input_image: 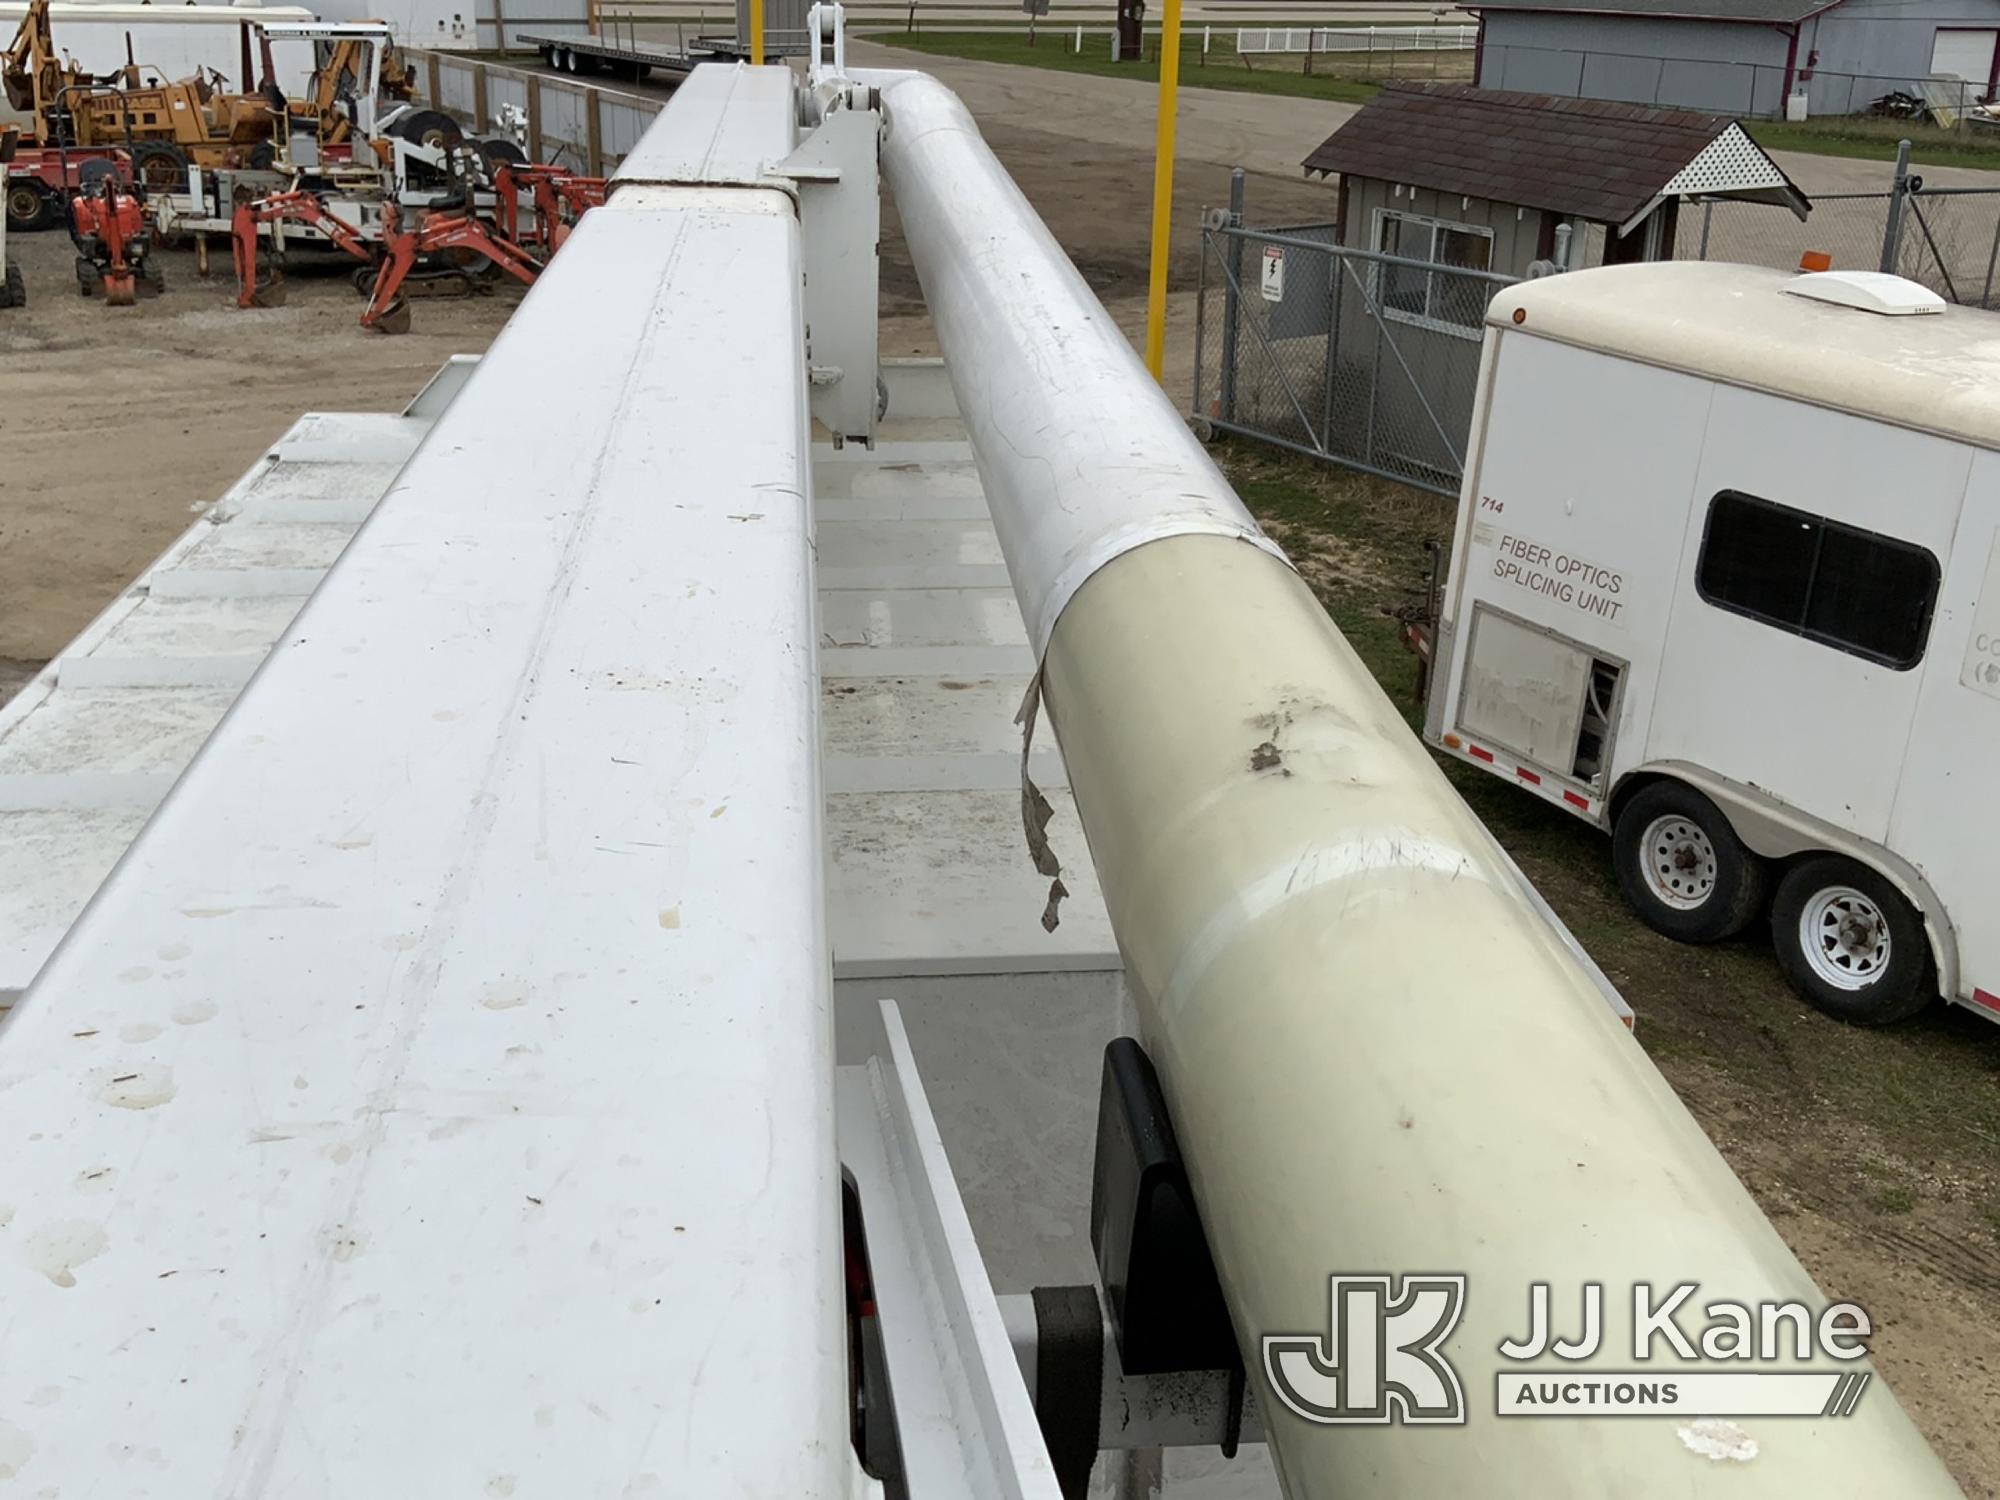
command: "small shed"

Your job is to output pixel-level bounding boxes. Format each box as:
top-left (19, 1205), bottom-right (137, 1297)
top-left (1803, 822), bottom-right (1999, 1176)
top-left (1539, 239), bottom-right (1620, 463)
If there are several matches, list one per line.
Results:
top-left (1468, 0), bottom-right (2000, 119)
top-left (1279, 83), bottom-right (1805, 484)
top-left (1302, 81), bottom-right (1809, 273)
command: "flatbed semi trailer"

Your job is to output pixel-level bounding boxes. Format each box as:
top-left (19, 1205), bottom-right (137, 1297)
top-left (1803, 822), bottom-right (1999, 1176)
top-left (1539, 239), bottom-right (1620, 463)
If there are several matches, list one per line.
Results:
top-left (516, 26), bottom-right (731, 79)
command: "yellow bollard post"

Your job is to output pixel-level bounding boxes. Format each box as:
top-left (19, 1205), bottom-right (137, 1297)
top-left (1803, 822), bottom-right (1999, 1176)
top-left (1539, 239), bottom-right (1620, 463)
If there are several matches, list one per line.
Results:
top-left (1144, 0), bottom-right (1183, 382)
top-left (750, 0), bottom-right (765, 65)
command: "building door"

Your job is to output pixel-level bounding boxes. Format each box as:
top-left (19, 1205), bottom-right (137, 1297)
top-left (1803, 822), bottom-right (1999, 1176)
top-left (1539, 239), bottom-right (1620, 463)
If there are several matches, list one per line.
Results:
top-left (1930, 27), bottom-right (1997, 88)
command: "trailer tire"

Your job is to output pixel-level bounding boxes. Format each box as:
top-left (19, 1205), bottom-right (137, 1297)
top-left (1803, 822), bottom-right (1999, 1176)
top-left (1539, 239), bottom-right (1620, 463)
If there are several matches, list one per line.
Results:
top-left (479, 138), bottom-right (529, 173)
top-left (392, 110), bottom-right (465, 155)
top-left (1770, 857), bottom-right (1936, 1027)
top-left (6, 179), bottom-right (55, 233)
top-left (1, 259), bottom-right (23, 308)
top-left (130, 141), bottom-right (190, 197)
top-left (1612, 782), bottom-right (1769, 944)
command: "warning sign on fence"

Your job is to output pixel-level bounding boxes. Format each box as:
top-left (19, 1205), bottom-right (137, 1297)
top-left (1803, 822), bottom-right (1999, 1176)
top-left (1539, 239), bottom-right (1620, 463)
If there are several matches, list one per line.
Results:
top-left (1261, 244), bottom-right (1285, 302)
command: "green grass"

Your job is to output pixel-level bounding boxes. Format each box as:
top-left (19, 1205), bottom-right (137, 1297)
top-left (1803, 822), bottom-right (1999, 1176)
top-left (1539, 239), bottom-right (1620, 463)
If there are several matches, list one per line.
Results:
top-left (864, 30), bottom-right (1407, 105)
top-left (1210, 440), bottom-right (2000, 1196)
top-left (1870, 1185), bottom-right (1919, 1215)
top-left (1750, 117), bottom-right (2000, 169)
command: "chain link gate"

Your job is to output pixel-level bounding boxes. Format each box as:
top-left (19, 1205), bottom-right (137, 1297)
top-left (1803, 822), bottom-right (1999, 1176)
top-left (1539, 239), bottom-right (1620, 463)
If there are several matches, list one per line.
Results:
top-left (1194, 220), bottom-right (1519, 497)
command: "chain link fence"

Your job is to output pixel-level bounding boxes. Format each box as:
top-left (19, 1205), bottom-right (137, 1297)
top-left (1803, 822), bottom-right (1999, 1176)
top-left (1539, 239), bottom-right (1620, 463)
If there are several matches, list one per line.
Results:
top-left (1479, 43), bottom-right (2000, 126)
top-left (1686, 181), bottom-right (2000, 308)
top-left (1194, 219), bottom-right (1518, 497)
top-left (1198, 159), bottom-right (2000, 492)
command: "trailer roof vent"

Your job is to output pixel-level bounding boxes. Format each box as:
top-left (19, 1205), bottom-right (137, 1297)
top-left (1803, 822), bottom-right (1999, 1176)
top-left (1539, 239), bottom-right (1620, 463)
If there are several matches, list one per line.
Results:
top-left (1783, 270), bottom-right (1945, 317)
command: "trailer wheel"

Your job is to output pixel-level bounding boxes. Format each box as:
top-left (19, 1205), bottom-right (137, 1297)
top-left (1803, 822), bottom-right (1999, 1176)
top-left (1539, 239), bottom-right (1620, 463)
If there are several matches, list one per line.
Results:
top-left (6, 179), bottom-right (54, 233)
top-left (391, 110), bottom-right (465, 153)
top-left (1770, 858), bottom-right (1935, 1026)
top-left (1, 259), bottom-right (23, 308)
top-left (130, 141), bottom-right (191, 197)
top-left (1612, 782), bottom-right (1769, 944)
top-left (479, 138), bottom-right (529, 174)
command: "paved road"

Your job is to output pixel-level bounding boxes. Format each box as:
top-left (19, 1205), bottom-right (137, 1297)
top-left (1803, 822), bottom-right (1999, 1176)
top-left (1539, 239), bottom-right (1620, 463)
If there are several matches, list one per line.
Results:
top-left (848, 36), bottom-right (1345, 180)
top-left (526, 38), bottom-right (2000, 201)
top-left (845, 39), bottom-right (2000, 193)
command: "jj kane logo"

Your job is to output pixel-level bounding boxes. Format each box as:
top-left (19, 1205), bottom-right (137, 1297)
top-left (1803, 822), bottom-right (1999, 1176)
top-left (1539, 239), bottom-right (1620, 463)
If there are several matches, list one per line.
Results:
top-left (1262, 1275), bottom-right (1469, 1425)
top-left (1264, 1277), bottom-right (1875, 1426)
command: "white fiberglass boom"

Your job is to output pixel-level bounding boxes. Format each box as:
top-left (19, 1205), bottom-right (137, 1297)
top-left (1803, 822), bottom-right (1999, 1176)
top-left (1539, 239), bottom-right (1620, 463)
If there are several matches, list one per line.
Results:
top-left (863, 66), bottom-right (1961, 1498)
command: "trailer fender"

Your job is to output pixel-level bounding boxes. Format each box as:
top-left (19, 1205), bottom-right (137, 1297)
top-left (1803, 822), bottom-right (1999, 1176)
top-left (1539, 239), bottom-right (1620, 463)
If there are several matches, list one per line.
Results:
top-left (1613, 762), bottom-right (1960, 998)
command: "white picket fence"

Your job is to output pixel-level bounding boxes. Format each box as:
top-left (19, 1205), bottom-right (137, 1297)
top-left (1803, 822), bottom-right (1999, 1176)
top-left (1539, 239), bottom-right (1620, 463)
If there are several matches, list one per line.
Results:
top-left (1236, 24), bottom-right (1476, 56)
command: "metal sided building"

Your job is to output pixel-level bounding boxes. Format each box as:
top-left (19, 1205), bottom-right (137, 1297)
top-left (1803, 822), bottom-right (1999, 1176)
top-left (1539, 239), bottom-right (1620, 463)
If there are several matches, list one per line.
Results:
top-left (1470, 0), bottom-right (2000, 118)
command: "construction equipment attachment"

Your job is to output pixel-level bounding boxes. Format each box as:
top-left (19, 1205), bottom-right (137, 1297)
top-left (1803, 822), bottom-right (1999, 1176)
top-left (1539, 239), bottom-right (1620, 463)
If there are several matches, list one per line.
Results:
top-left (493, 163), bottom-right (606, 257)
top-left (231, 188), bottom-right (374, 309)
top-left (361, 199), bottom-right (542, 334)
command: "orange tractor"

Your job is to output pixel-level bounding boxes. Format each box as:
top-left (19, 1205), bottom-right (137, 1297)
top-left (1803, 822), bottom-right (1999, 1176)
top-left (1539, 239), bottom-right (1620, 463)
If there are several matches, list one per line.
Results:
top-left (4, 0), bottom-right (281, 193)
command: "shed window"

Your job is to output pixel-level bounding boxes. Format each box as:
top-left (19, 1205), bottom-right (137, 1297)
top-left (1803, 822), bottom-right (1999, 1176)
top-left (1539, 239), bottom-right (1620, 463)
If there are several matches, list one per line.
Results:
top-left (1370, 208), bottom-right (1493, 339)
top-left (1696, 491), bottom-right (1940, 670)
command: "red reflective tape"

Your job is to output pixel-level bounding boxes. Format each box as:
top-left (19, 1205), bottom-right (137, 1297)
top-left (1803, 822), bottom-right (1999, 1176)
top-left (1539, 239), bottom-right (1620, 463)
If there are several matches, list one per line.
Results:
top-left (1468, 744), bottom-right (1495, 763)
top-left (1517, 767), bottom-right (1542, 785)
top-left (1972, 988), bottom-right (2000, 1015)
top-left (1563, 791), bottom-right (1591, 810)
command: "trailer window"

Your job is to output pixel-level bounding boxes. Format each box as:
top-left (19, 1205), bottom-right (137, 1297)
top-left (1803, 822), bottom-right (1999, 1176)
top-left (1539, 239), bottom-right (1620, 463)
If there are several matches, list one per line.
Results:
top-left (1696, 491), bottom-right (1940, 669)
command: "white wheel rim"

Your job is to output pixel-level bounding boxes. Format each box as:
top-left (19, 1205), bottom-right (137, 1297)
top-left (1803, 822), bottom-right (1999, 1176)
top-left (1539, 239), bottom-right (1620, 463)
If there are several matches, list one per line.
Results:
top-left (1799, 886), bottom-right (1891, 991)
top-left (1639, 815), bottom-right (1718, 911)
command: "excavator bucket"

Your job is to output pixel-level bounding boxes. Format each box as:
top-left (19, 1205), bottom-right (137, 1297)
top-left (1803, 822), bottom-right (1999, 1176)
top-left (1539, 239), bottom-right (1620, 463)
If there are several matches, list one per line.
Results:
top-left (247, 268), bottom-right (288, 309)
top-left (102, 273), bottom-right (135, 307)
top-left (368, 295), bottom-right (411, 335)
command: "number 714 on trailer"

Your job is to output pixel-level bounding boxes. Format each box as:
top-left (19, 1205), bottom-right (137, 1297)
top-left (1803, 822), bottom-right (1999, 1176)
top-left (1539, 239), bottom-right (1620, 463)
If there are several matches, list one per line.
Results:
top-left (1421, 261), bottom-right (1999, 1029)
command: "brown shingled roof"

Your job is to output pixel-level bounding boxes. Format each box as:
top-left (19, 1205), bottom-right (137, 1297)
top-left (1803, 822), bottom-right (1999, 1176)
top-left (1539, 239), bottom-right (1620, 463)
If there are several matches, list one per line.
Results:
top-left (1302, 82), bottom-right (1753, 226)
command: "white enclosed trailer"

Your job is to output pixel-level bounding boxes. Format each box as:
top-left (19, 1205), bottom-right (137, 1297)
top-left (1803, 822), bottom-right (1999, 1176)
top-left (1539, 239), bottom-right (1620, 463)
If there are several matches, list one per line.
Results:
top-left (1427, 261), bottom-right (1999, 1027)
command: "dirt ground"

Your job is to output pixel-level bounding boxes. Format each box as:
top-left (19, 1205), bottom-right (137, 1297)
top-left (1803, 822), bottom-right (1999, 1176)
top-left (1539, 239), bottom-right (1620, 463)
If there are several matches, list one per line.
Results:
top-left (0, 230), bottom-right (533, 682)
top-left (4, 59), bottom-right (1998, 1495)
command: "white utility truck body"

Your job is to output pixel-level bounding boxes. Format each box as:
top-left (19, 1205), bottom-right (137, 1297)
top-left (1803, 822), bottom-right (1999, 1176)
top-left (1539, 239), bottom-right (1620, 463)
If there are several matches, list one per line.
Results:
top-left (1427, 260), bottom-right (1998, 1025)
